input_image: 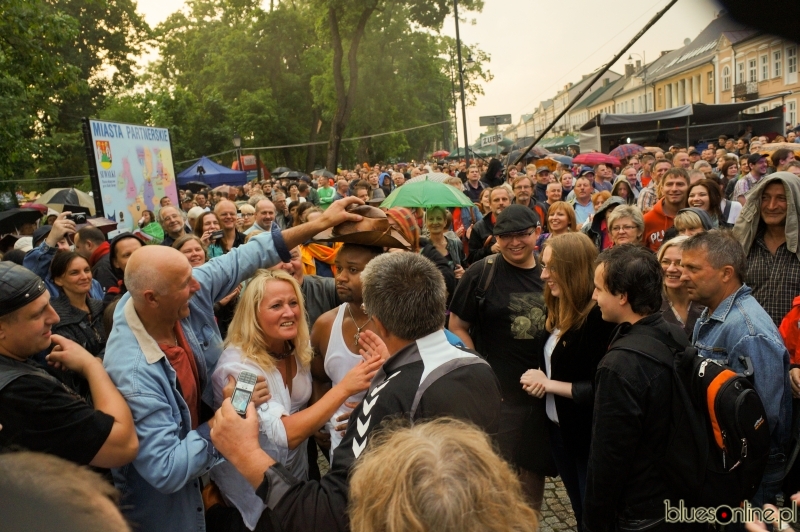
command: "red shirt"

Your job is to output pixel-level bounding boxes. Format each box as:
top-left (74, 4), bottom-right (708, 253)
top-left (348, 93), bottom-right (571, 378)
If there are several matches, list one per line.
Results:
top-left (642, 199), bottom-right (675, 251)
top-left (158, 323), bottom-right (201, 429)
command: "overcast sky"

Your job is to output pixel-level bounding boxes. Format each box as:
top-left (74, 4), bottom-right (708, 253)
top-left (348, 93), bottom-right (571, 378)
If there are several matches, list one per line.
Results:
top-left (135, 0), bottom-right (723, 144)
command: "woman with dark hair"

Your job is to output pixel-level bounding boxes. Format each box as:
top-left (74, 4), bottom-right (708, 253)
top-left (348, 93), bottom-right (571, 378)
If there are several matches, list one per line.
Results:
top-left (138, 210), bottom-right (156, 228)
top-left (193, 211), bottom-right (224, 258)
top-left (610, 179), bottom-right (636, 205)
top-left (50, 251), bottom-right (107, 398)
top-left (719, 159), bottom-right (739, 200)
top-left (103, 233), bottom-right (145, 307)
top-left (520, 233), bottom-right (615, 531)
top-left (287, 200), bottom-right (302, 227)
top-left (688, 178), bottom-right (741, 228)
top-left (50, 251), bottom-right (106, 358)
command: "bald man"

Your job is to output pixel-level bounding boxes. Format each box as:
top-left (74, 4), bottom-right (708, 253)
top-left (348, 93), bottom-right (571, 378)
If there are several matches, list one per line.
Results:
top-left (244, 198), bottom-right (276, 235)
top-left (214, 200), bottom-right (245, 252)
top-left (102, 198), bottom-right (365, 532)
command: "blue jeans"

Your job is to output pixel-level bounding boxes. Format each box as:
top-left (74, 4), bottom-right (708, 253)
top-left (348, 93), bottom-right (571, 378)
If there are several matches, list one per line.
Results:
top-left (549, 420), bottom-right (588, 532)
top-left (751, 452), bottom-right (787, 508)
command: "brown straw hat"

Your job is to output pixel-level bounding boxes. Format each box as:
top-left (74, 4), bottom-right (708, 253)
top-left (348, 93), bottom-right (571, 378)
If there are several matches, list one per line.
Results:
top-left (312, 204), bottom-right (410, 249)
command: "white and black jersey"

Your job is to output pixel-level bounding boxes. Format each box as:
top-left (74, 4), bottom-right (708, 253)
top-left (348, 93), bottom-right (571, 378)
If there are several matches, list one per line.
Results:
top-left (256, 329), bottom-right (502, 532)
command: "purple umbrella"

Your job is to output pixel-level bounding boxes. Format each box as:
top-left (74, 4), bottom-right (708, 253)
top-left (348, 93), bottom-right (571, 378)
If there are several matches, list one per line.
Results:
top-left (609, 144), bottom-right (644, 159)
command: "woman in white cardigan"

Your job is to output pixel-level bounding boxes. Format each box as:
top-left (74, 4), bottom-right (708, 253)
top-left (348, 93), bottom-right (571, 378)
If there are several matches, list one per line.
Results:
top-left (210, 269), bottom-right (382, 531)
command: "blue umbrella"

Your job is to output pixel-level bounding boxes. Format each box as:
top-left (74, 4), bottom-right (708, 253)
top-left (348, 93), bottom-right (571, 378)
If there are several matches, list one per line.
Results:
top-left (548, 154), bottom-right (573, 165)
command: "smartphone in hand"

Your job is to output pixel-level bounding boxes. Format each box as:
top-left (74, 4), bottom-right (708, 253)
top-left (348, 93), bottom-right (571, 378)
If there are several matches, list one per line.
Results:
top-left (231, 371), bottom-right (258, 417)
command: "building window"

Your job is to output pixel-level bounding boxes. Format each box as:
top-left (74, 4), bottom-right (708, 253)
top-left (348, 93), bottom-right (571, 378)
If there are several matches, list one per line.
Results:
top-left (737, 62), bottom-right (745, 84)
top-left (707, 71), bottom-right (714, 93)
top-left (774, 50), bottom-right (782, 78)
top-left (748, 59), bottom-right (757, 82)
top-left (722, 66), bottom-right (731, 90)
top-left (658, 87), bottom-right (663, 108)
top-left (761, 55), bottom-right (768, 81)
top-left (789, 46), bottom-right (798, 74)
top-left (789, 101), bottom-right (797, 127)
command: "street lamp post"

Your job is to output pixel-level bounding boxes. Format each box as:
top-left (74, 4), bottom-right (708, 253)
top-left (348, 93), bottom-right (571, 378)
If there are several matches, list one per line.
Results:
top-left (454, 0), bottom-right (472, 167)
top-left (233, 132), bottom-right (243, 176)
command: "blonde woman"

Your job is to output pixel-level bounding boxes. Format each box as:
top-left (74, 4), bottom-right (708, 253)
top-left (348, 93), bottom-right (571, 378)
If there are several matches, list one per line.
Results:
top-left (349, 418), bottom-right (539, 532)
top-left (210, 269), bottom-right (382, 531)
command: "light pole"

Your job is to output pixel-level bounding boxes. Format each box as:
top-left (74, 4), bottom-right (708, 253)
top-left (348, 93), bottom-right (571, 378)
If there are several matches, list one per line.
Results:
top-left (628, 52), bottom-right (647, 111)
top-left (454, 0), bottom-right (473, 167)
top-left (233, 132), bottom-right (243, 175)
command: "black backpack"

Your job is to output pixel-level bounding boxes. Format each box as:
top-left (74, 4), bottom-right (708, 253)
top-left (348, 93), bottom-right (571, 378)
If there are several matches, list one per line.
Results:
top-left (610, 328), bottom-right (770, 507)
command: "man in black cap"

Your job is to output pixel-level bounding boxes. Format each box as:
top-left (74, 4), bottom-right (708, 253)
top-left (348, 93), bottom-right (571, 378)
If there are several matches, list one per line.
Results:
top-left (0, 262), bottom-right (138, 467)
top-left (449, 204), bottom-right (551, 509)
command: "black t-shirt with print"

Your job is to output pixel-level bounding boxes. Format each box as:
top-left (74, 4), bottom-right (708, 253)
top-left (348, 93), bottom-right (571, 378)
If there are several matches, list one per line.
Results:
top-left (449, 254), bottom-right (546, 404)
top-left (0, 375), bottom-right (114, 465)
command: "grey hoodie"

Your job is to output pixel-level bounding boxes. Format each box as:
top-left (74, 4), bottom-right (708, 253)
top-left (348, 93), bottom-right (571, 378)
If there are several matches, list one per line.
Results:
top-left (733, 172), bottom-right (800, 262)
top-left (677, 207), bottom-right (715, 231)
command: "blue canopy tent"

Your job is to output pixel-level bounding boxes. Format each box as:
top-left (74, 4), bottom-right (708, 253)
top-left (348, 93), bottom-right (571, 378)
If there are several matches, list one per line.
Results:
top-left (177, 156), bottom-right (247, 188)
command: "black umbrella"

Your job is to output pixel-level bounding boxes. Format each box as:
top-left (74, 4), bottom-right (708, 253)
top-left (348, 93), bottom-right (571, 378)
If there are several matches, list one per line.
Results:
top-left (272, 167), bottom-right (292, 175)
top-left (182, 181), bottom-right (210, 193)
top-left (0, 208), bottom-right (44, 235)
top-left (278, 171), bottom-right (307, 180)
top-left (311, 169), bottom-right (335, 179)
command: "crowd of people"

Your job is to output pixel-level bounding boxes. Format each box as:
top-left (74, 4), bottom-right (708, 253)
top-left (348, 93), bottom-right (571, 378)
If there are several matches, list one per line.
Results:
top-left (1, 130), bottom-right (800, 532)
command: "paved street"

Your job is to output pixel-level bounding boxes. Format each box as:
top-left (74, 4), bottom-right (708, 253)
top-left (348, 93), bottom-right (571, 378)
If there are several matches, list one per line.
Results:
top-left (540, 477), bottom-right (578, 531)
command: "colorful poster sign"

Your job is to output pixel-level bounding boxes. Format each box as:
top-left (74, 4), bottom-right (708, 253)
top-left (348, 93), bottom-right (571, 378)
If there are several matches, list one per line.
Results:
top-left (85, 119), bottom-right (179, 231)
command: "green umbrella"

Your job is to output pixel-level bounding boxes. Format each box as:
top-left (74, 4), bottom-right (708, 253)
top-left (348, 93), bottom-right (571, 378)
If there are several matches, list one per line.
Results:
top-left (380, 176), bottom-right (474, 208)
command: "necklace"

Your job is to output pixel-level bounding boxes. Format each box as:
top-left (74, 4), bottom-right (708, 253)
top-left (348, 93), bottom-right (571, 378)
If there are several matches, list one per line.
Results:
top-left (346, 303), bottom-right (372, 347)
top-left (269, 341), bottom-right (295, 361)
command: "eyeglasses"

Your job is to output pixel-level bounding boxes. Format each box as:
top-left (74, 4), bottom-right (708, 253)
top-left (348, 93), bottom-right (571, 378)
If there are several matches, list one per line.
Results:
top-left (497, 228), bottom-right (536, 240)
top-left (610, 225), bottom-right (637, 233)
top-left (513, 185), bottom-right (532, 191)
top-left (660, 259), bottom-right (682, 268)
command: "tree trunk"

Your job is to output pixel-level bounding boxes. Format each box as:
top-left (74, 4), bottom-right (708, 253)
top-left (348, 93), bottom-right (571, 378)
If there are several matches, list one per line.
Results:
top-left (305, 108), bottom-right (320, 172)
top-left (325, 3), bottom-right (376, 172)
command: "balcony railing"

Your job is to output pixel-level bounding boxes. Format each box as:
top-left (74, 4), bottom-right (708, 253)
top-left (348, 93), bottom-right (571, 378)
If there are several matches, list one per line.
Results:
top-left (733, 82), bottom-right (759, 101)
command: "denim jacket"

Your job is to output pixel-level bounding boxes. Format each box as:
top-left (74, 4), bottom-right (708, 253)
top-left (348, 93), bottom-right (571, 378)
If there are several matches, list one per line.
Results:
top-left (103, 228), bottom-right (290, 532)
top-left (23, 242), bottom-right (104, 300)
top-left (692, 284), bottom-right (791, 453)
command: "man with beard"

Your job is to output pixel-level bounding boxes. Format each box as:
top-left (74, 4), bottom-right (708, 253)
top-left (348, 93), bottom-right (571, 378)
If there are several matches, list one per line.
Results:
top-left (310, 244), bottom-right (384, 458)
top-left (513, 175), bottom-right (549, 233)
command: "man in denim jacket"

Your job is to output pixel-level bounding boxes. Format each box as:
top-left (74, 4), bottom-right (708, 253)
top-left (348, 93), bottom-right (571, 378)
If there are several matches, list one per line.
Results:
top-left (682, 230), bottom-right (791, 508)
top-left (103, 198), bottom-right (364, 532)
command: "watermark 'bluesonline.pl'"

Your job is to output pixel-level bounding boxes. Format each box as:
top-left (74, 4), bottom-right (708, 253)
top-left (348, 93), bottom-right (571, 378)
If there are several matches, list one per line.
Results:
top-left (665, 500), bottom-right (798, 525)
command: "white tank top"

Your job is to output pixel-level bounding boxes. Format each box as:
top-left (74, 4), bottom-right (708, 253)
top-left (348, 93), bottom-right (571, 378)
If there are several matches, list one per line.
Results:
top-left (324, 303), bottom-right (367, 455)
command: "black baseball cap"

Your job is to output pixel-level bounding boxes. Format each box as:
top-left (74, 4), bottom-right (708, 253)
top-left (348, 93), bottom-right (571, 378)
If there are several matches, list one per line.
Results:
top-left (493, 204), bottom-right (541, 236)
top-left (747, 152), bottom-right (767, 165)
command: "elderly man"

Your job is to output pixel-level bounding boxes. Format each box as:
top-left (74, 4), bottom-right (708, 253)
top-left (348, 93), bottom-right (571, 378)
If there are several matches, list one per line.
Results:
top-left (273, 192), bottom-right (290, 230)
top-left (213, 200), bottom-right (246, 252)
top-left (244, 198), bottom-right (276, 235)
top-left (159, 206), bottom-right (189, 247)
top-left (102, 199), bottom-right (363, 532)
top-left (733, 173), bottom-right (800, 327)
top-left (467, 186), bottom-right (511, 265)
top-left (569, 176), bottom-right (595, 227)
top-left (0, 263), bottom-right (137, 468)
top-left (682, 230), bottom-right (791, 509)
top-left (208, 252), bottom-right (501, 532)
top-left (391, 171), bottom-right (405, 189)
top-left (513, 175), bottom-right (549, 233)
